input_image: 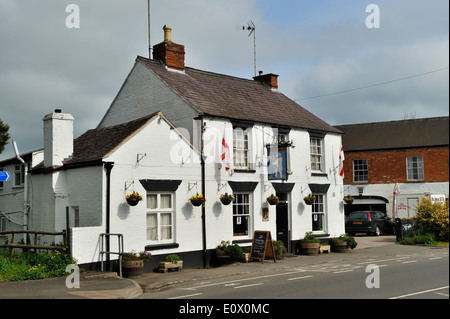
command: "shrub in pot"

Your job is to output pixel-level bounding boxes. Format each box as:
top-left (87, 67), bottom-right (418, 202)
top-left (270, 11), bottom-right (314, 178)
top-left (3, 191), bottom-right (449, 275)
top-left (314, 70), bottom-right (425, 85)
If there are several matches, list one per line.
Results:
top-left (299, 232), bottom-right (320, 255)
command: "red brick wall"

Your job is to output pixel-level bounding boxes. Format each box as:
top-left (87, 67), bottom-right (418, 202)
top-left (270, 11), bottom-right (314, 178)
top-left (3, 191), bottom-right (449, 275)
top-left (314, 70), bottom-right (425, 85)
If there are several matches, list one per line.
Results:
top-left (343, 146), bottom-right (449, 185)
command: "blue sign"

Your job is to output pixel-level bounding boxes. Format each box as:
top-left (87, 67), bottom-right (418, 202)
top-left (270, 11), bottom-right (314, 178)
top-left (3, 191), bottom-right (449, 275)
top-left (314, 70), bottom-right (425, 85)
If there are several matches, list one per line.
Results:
top-left (268, 147), bottom-right (287, 181)
top-left (0, 171), bottom-right (11, 182)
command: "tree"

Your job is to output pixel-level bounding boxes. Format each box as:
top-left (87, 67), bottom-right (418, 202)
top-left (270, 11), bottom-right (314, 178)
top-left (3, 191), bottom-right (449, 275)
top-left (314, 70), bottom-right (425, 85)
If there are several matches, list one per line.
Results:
top-left (0, 118), bottom-right (11, 154)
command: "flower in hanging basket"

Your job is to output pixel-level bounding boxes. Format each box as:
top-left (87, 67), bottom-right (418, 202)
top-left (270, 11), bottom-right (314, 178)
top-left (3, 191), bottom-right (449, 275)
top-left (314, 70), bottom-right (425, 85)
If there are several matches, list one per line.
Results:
top-left (189, 193), bottom-right (206, 206)
top-left (126, 192), bottom-right (143, 206)
top-left (343, 196), bottom-right (355, 204)
top-left (220, 193), bottom-right (235, 205)
top-left (267, 194), bottom-right (279, 205)
top-left (303, 194), bottom-right (316, 205)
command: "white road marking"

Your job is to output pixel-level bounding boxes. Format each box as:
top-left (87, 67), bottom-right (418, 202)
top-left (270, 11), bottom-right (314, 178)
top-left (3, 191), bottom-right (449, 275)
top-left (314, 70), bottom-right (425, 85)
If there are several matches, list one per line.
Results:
top-left (389, 286), bottom-right (449, 299)
top-left (169, 293), bottom-right (203, 299)
top-left (287, 276), bottom-right (313, 281)
top-left (233, 283), bottom-right (263, 289)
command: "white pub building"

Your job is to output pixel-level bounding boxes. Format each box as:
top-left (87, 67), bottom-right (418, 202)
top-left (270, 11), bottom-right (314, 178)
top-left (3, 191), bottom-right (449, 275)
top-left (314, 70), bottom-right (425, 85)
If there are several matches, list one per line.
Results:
top-left (0, 27), bottom-right (345, 271)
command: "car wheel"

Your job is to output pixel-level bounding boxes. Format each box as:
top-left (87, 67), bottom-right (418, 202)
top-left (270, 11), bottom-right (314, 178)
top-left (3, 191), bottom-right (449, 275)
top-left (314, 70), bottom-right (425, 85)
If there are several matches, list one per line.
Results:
top-left (375, 226), bottom-right (381, 236)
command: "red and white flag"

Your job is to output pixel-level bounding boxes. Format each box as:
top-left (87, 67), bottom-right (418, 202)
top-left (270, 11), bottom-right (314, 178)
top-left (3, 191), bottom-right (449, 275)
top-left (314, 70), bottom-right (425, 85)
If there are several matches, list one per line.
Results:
top-left (339, 143), bottom-right (345, 177)
top-left (221, 126), bottom-right (232, 171)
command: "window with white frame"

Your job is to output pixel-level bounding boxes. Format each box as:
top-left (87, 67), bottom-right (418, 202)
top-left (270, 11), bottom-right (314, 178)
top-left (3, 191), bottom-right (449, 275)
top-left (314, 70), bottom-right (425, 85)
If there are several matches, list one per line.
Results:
top-left (146, 193), bottom-right (174, 242)
top-left (353, 159), bottom-right (368, 183)
top-left (312, 194), bottom-right (325, 232)
top-left (233, 128), bottom-right (249, 169)
top-left (407, 156), bottom-right (424, 181)
top-left (14, 164), bottom-right (24, 187)
top-left (310, 138), bottom-right (323, 172)
top-left (232, 193), bottom-right (251, 237)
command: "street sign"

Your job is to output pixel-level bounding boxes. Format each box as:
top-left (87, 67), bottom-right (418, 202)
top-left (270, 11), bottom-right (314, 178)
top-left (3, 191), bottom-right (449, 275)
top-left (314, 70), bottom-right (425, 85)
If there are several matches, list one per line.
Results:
top-left (0, 171), bottom-right (11, 182)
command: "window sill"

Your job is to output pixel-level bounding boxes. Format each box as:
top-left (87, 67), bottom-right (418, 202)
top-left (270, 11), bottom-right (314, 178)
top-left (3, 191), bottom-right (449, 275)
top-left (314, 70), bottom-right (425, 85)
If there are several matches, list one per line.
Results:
top-left (145, 243), bottom-right (179, 251)
top-left (234, 169), bottom-right (256, 174)
top-left (311, 172), bottom-right (328, 177)
top-left (232, 238), bottom-right (253, 245)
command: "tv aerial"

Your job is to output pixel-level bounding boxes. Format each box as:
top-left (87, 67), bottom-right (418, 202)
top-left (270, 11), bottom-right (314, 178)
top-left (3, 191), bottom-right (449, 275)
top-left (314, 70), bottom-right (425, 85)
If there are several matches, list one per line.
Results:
top-left (237, 20), bottom-right (257, 76)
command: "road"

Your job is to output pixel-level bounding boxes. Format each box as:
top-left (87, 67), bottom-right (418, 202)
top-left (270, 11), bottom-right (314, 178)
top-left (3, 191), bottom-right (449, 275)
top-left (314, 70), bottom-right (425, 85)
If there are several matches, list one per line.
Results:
top-left (141, 242), bottom-right (448, 300)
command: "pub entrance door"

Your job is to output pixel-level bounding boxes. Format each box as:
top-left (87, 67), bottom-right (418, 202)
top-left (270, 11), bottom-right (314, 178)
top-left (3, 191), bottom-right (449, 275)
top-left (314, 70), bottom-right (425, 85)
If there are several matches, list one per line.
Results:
top-left (276, 192), bottom-right (290, 252)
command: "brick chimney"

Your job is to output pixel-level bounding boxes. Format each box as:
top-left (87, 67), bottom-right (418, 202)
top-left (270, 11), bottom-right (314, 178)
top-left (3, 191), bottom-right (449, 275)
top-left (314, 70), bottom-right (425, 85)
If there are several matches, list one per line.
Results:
top-left (253, 71), bottom-right (279, 90)
top-left (152, 26), bottom-right (185, 71)
top-left (43, 109), bottom-right (74, 167)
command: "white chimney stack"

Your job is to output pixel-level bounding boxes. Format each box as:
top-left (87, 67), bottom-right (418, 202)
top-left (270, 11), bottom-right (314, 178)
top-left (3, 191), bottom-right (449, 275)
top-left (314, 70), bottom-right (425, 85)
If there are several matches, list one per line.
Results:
top-left (43, 109), bottom-right (74, 167)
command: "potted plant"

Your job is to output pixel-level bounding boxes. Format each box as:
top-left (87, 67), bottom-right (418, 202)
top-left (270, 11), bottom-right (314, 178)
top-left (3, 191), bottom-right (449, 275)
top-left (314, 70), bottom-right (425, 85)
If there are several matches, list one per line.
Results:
top-left (122, 250), bottom-right (151, 277)
top-left (267, 194), bottom-right (279, 205)
top-left (126, 192), bottom-right (143, 206)
top-left (303, 194), bottom-right (316, 205)
top-left (273, 240), bottom-right (287, 260)
top-left (332, 234), bottom-right (358, 252)
top-left (319, 242), bottom-right (331, 254)
top-left (299, 232), bottom-right (320, 255)
top-left (159, 254), bottom-right (183, 272)
top-left (189, 193), bottom-right (206, 206)
top-left (220, 193), bottom-right (235, 205)
top-left (344, 196), bottom-right (355, 205)
top-left (216, 240), bottom-right (230, 257)
top-left (242, 247), bottom-right (251, 263)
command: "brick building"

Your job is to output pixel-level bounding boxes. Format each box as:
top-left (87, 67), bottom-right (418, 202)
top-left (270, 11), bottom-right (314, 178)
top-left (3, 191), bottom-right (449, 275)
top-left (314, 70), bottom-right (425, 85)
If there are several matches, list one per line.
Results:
top-left (335, 117), bottom-right (449, 218)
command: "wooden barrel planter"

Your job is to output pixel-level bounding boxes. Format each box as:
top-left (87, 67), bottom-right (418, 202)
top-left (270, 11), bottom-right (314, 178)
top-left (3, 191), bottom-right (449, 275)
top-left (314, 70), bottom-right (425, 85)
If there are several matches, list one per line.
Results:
top-left (299, 242), bottom-right (320, 255)
top-left (122, 260), bottom-right (144, 277)
top-left (332, 240), bottom-right (350, 253)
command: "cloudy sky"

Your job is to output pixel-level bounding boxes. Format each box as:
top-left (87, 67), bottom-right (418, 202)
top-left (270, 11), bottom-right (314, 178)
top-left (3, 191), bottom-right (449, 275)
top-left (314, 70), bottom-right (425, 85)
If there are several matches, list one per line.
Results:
top-left (0, 0), bottom-right (448, 160)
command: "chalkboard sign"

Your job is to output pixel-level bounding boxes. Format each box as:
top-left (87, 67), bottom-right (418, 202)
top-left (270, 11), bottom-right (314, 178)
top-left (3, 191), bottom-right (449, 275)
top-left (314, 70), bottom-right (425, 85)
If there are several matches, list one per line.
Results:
top-left (250, 231), bottom-right (276, 263)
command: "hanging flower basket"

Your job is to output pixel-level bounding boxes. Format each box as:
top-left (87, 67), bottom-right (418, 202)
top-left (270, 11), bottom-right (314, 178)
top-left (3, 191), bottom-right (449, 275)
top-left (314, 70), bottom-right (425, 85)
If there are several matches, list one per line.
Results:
top-left (344, 196), bottom-right (355, 205)
top-left (267, 194), bottom-right (279, 205)
top-left (303, 194), bottom-right (316, 205)
top-left (189, 194), bottom-right (206, 207)
top-left (220, 193), bottom-right (235, 205)
top-left (126, 192), bottom-right (143, 206)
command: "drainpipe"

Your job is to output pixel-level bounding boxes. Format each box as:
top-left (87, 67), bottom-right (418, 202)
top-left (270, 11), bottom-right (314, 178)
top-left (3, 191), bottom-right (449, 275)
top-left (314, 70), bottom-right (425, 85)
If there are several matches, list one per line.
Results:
top-left (200, 117), bottom-right (207, 269)
top-left (13, 141), bottom-right (28, 242)
top-left (104, 162), bottom-right (114, 270)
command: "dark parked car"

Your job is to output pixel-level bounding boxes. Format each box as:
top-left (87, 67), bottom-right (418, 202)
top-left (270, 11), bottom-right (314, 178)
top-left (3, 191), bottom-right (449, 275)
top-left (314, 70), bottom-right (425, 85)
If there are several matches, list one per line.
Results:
top-left (345, 211), bottom-right (396, 236)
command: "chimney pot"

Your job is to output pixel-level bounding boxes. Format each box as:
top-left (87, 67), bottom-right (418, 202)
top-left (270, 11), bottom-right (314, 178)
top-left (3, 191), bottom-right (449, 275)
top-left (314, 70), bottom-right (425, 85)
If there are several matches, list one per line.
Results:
top-left (164, 26), bottom-right (172, 42)
top-left (55, 109), bottom-right (62, 113)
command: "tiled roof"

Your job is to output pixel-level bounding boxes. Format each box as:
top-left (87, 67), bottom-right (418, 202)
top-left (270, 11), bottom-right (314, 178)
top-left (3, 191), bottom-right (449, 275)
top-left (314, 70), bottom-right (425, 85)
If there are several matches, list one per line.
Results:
top-left (65, 113), bottom-right (158, 165)
top-left (137, 57), bottom-right (341, 134)
top-left (335, 117), bottom-right (449, 151)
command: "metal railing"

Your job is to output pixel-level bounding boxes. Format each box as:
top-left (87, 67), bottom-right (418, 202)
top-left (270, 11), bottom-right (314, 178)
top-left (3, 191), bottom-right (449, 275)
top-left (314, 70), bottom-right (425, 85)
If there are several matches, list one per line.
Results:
top-left (99, 233), bottom-right (123, 277)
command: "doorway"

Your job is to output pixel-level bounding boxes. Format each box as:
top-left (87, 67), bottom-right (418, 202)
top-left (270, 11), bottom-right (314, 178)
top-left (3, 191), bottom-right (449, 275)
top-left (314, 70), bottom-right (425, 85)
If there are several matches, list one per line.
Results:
top-left (276, 192), bottom-right (289, 252)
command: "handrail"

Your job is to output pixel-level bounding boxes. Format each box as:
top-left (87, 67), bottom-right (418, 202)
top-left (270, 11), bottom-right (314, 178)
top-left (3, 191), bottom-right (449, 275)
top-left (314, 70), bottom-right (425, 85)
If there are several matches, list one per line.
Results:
top-left (99, 233), bottom-right (124, 277)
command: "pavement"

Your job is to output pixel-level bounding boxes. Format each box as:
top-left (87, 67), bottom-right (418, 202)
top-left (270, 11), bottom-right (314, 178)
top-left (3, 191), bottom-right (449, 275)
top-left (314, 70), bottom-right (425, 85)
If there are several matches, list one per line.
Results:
top-left (0, 235), bottom-right (445, 299)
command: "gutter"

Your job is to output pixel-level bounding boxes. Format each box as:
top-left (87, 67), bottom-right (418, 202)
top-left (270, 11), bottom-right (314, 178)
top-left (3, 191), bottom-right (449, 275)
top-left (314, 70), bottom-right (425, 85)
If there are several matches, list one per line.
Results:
top-left (104, 161), bottom-right (115, 269)
top-left (12, 141), bottom-right (29, 239)
top-left (199, 116), bottom-right (207, 269)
